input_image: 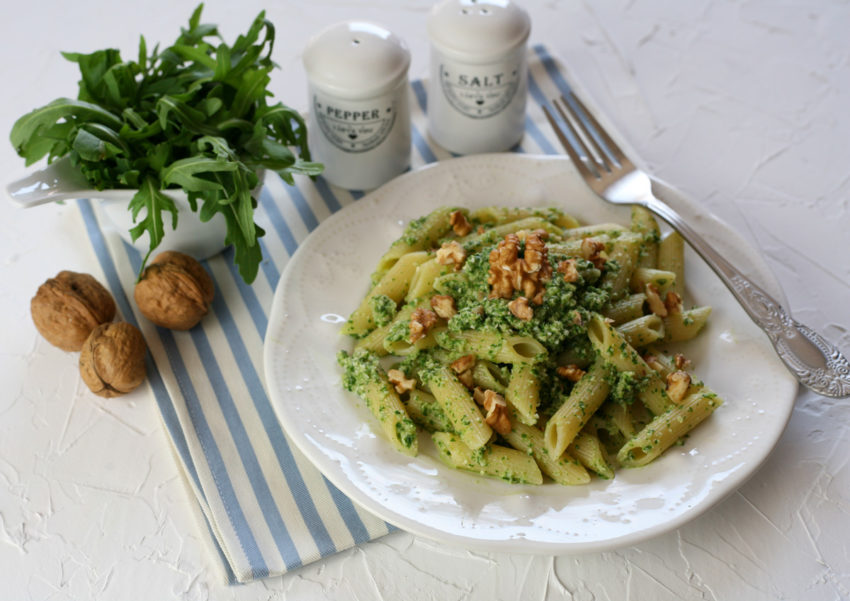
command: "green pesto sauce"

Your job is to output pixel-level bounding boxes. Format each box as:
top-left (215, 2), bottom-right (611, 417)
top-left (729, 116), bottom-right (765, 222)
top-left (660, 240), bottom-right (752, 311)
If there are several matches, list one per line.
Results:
top-left (399, 215), bottom-right (427, 246)
top-left (396, 418), bottom-right (418, 449)
top-left (418, 399), bottom-right (450, 429)
top-left (603, 363), bottom-right (648, 406)
top-left (470, 445), bottom-right (488, 466)
top-left (370, 294), bottom-right (397, 328)
top-left (337, 349), bottom-right (382, 398)
top-left (445, 245), bottom-right (611, 354)
top-left (397, 349), bottom-right (434, 380)
top-left (499, 470), bottom-right (529, 484)
top-left (386, 310), bottom-right (413, 343)
top-left (398, 351), bottom-right (443, 386)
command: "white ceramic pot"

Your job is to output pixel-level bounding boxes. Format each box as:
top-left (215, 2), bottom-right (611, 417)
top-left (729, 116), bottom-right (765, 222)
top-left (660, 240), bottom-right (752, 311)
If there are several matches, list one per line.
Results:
top-left (97, 189), bottom-right (229, 260)
top-left (5, 156), bottom-right (256, 261)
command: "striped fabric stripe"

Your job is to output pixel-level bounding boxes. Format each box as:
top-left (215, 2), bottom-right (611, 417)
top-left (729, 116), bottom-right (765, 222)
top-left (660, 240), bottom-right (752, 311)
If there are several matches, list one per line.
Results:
top-left (78, 45), bottom-right (575, 583)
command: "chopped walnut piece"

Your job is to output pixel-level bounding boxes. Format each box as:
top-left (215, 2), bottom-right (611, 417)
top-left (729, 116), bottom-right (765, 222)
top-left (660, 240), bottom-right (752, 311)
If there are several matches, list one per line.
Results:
top-left (666, 370), bottom-right (691, 404)
top-left (523, 230), bottom-right (552, 304)
top-left (515, 228), bottom-right (550, 243)
top-left (557, 258), bottom-right (579, 283)
top-left (487, 231), bottom-right (551, 304)
top-left (487, 234), bottom-right (520, 299)
top-left (409, 307), bottom-right (438, 343)
top-left (450, 354), bottom-right (477, 389)
top-left (450, 354), bottom-right (476, 375)
top-left (436, 241), bottom-right (466, 270)
top-left (473, 386), bottom-right (486, 405)
top-left (674, 353), bottom-right (691, 370)
top-left (665, 291), bottom-right (683, 314)
top-left (430, 294), bottom-right (457, 319)
top-left (580, 238), bottom-right (608, 269)
top-left (456, 370), bottom-right (474, 389)
top-left (449, 210), bottom-right (472, 236)
top-left (519, 276), bottom-right (539, 303)
top-left (508, 296), bottom-right (533, 321)
top-left (645, 283), bottom-right (668, 317)
top-left (523, 230), bottom-right (551, 275)
top-left (476, 389), bottom-right (512, 435)
top-left (571, 311), bottom-right (583, 326)
top-left (556, 364), bottom-right (585, 382)
top-left (387, 369), bottom-right (416, 394)
top-left (643, 354), bottom-right (667, 373)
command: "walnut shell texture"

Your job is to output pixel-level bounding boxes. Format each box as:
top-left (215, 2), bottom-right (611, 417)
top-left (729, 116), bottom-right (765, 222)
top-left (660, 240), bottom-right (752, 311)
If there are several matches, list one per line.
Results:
top-left (31, 271), bottom-right (116, 351)
top-left (134, 251), bottom-right (214, 330)
top-left (80, 322), bottom-right (147, 398)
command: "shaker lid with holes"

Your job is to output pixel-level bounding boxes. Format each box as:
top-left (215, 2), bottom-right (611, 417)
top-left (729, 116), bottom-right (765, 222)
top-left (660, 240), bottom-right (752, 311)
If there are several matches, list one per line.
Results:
top-left (428, 0), bottom-right (531, 62)
top-left (303, 21), bottom-right (411, 100)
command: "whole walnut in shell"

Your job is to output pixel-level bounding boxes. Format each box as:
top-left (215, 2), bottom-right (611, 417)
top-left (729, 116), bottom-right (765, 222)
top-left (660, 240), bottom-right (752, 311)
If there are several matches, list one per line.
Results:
top-left (80, 322), bottom-right (147, 398)
top-left (31, 271), bottom-right (116, 351)
top-left (134, 251), bottom-right (214, 330)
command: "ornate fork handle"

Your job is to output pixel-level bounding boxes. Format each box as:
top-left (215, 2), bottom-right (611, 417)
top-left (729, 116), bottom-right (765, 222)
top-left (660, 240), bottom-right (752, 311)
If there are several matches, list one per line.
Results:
top-left (644, 195), bottom-right (850, 399)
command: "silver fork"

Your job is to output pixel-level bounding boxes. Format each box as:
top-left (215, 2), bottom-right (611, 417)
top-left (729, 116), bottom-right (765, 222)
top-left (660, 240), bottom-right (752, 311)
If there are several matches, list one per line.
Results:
top-left (543, 93), bottom-right (850, 399)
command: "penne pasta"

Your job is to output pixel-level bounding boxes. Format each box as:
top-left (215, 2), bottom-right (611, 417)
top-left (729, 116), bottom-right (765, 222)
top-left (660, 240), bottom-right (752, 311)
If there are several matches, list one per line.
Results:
top-left (459, 216), bottom-right (564, 248)
top-left (657, 231), bottom-right (685, 295)
top-left (343, 251), bottom-right (430, 336)
top-left (505, 361), bottom-right (541, 426)
top-left (601, 234), bottom-right (642, 300)
top-left (438, 330), bottom-right (546, 364)
top-left (618, 388), bottom-right (723, 467)
top-left (355, 322), bottom-right (392, 356)
top-left (631, 205), bottom-right (661, 269)
top-left (469, 206), bottom-right (581, 229)
top-left (587, 314), bottom-right (672, 415)
top-left (340, 206), bottom-right (717, 485)
top-left (503, 423), bottom-right (590, 485)
top-left (405, 389), bottom-right (454, 433)
top-left (603, 293), bottom-right (647, 325)
top-left (419, 364), bottom-right (492, 449)
top-left (472, 360), bottom-right (508, 395)
top-left (371, 207), bottom-right (455, 283)
top-left (617, 314), bottom-right (665, 348)
top-left (663, 306), bottom-right (712, 342)
top-left (544, 360), bottom-right (610, 459)
top-left (406, 258), bottom-right (447, 303)
top-left (337, 350), bottom-right (418, 456)
top-left (432, 432), bottom-right (543, 484)
top-left (570, 429), bottom-right (615, 479)
top-left (629, 267), bottom-right (677, 293)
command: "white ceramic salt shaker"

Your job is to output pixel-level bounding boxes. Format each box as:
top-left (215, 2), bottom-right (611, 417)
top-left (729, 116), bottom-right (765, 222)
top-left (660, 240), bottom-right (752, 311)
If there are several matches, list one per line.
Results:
top-left (303, 22), bottom-right (411, 190)
top-left (427, 0), bottom-right (531, 155)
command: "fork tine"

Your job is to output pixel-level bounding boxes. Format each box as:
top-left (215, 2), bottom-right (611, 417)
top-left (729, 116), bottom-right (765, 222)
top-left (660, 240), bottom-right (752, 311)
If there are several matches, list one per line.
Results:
top-left (542, 104), bottom-right (598, 182)
top-left (568, 93), bottom-right (633, 168)
top-left (550, 98), bottom-right (603, 178)
top-left (558, 95), bottom-right (613, 173)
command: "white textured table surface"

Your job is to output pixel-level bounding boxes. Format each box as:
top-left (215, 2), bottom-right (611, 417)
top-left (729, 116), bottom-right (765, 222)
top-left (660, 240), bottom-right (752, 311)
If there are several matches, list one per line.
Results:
top-left (2, 1), bottom-right (848, 599)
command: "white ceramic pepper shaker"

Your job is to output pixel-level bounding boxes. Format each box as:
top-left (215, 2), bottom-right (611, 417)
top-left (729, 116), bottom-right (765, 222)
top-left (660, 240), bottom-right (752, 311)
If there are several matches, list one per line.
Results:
top-left (427, 0), bottom-right (531, 155)
top-left (303, 22), bottom-right (412, 190)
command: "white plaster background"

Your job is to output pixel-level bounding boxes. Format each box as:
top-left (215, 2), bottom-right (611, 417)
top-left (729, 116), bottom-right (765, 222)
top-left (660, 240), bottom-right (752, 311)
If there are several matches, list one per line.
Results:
top-left (1, 0), bottom-right (848, 599)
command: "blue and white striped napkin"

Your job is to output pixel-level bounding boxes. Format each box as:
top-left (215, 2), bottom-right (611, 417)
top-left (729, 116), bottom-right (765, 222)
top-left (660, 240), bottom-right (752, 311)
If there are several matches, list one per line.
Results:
top-left (79, 45), bottom-right (579, 583)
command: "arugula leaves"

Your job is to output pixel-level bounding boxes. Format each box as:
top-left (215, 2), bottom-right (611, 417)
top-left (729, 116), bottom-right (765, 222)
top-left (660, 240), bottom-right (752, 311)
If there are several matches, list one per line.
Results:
top-left (9, 4), bottom-right (320, 283)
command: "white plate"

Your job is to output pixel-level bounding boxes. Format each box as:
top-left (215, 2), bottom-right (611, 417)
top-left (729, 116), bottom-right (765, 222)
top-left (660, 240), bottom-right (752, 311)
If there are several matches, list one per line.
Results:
top-left (263, 154), bottom-right (797, 553)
